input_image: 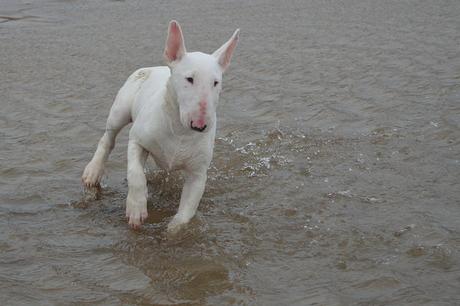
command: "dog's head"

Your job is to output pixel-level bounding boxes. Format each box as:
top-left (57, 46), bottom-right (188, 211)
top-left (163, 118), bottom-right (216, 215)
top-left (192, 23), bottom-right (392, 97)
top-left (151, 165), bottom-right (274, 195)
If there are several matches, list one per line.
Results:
top-left (164, 20), bottom-right (239, 133)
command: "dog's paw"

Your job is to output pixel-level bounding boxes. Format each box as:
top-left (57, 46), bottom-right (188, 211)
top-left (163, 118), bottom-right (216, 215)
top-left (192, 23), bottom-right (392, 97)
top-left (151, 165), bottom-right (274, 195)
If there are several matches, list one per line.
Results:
top-left (82, 161), bottom-right (104, 188)
top-left (167, 215), bottom-right (188, 234)
top-left (126, 200), bottom-right (148, 230)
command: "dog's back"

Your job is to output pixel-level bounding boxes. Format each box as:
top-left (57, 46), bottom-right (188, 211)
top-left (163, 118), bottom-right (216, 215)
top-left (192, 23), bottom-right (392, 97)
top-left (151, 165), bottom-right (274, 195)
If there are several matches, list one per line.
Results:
top-left (118, 66), bottom-right (171, 121)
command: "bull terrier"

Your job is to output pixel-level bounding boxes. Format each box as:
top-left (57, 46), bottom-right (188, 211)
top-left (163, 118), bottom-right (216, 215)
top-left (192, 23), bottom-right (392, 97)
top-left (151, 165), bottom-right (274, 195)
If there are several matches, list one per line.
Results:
top-left (82, 20), bottom-right (239, 232)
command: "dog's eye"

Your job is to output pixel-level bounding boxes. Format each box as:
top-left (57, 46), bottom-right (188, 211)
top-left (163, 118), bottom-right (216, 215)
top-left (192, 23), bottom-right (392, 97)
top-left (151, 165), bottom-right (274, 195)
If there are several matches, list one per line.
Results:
top-left (186, 77), bottom-right (194, 84)
top-left (214, 81), bottom-right (219, 87)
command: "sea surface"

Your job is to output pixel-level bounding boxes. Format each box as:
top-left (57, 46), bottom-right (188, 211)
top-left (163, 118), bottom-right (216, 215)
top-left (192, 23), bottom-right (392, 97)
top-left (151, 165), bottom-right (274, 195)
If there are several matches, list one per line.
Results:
top-left (1, 0), bottom-right (459, 305)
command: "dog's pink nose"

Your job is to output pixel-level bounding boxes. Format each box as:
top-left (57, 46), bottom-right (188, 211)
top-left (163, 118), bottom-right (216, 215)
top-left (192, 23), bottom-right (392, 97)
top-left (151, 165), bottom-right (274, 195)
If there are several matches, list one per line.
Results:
top-left (191, 120), bottom-right (207, 132)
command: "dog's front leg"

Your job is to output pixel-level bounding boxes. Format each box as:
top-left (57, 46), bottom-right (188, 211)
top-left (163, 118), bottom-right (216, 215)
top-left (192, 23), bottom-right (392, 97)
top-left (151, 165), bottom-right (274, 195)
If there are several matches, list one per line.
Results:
top-left (167, 168), bottom-right (207, 233)
top-left (126, 139), bottom-right (148, 229)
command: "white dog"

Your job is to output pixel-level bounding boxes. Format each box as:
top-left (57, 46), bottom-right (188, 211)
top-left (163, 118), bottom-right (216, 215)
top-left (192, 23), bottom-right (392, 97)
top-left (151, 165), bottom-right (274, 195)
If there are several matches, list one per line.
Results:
top-left (82, 21), bottom-right (239, 232)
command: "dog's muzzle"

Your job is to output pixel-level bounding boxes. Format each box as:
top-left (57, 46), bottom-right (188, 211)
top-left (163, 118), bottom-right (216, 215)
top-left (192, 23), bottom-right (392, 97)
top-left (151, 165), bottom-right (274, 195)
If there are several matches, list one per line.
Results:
top-left (190, 121), bottom-right (207, 132)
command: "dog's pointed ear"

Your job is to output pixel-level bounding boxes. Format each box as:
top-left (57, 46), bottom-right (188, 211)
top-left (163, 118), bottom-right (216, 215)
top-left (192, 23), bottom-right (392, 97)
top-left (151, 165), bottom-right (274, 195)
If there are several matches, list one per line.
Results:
top-left (164, 20), bottom-right (186, 65)
top-left (212, 29), bottom-right (240, 72)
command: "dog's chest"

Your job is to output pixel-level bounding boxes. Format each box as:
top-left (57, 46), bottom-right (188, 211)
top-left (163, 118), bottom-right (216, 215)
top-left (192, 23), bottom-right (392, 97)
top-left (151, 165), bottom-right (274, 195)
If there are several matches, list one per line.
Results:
top-left (147, 135), bottom-right (204, 171)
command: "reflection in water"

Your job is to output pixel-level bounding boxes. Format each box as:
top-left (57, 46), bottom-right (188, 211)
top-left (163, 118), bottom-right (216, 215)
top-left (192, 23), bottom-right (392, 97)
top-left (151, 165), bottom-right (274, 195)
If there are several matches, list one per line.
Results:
top-left (1, 0), bottom-right (460, 304)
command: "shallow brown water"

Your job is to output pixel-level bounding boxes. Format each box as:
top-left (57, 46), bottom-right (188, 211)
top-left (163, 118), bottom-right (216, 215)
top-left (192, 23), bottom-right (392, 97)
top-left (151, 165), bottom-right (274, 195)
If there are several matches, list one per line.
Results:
top-left (1, 0), bottom-right (460, 305)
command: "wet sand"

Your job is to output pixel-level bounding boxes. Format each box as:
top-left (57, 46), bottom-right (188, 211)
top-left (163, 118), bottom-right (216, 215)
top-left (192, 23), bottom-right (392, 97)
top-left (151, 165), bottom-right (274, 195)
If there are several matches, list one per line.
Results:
top-left (1, 0), bottom-right (460, 305)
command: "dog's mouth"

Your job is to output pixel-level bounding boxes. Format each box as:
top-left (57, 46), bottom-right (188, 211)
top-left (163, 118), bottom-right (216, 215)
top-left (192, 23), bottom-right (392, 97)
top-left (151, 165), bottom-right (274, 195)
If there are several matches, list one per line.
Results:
top-left (190, 121), bottom-right (207, 132)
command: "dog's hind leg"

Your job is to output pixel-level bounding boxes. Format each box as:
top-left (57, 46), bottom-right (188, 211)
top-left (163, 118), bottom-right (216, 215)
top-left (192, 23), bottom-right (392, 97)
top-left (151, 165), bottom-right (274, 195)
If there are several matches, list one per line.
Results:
top-left (82, 69), bottom-right (151, 188)
top-left (82, 90), bottom-right (133, 188)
